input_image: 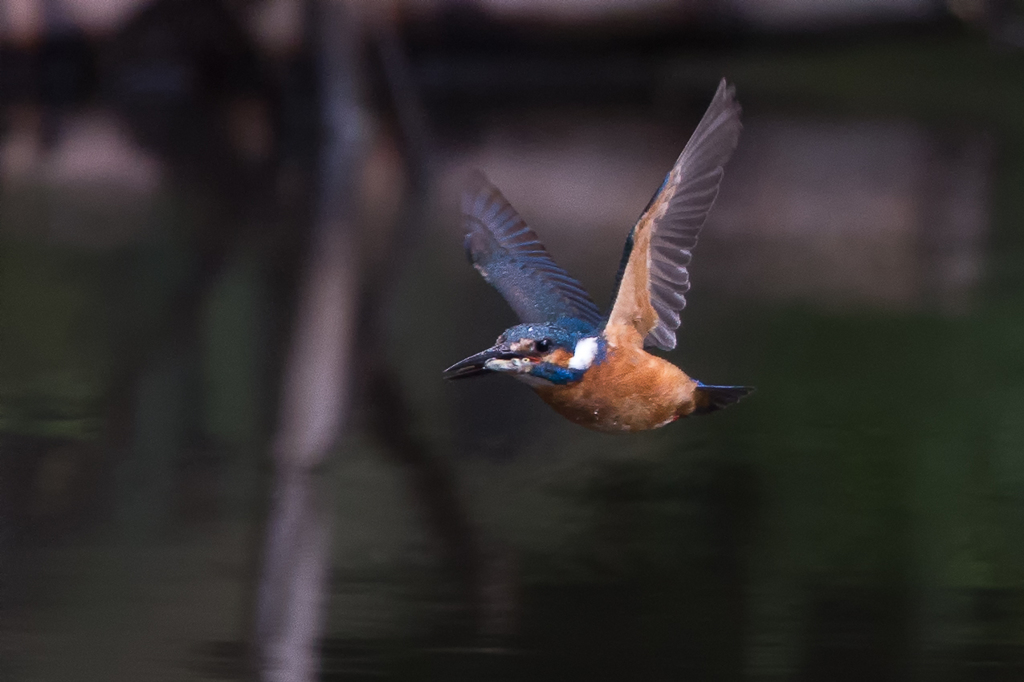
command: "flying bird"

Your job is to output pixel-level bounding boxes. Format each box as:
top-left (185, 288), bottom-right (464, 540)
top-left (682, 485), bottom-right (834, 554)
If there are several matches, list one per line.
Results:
top-left (444, 79), bottom-right (753, 433)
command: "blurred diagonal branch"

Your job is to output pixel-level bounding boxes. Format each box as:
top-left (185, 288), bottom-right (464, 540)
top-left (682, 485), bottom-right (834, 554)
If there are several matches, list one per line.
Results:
top-left (360, 20), bottom-right (518, 640)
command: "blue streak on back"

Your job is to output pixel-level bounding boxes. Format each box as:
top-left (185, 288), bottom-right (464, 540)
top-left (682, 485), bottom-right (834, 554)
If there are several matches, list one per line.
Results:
top-left (497, 318), bottom-right (598, 346)
top-left (605, 170), bottom-right (668, 317)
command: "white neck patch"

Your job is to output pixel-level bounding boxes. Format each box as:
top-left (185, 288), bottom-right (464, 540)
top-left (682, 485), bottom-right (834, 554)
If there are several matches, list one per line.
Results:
top-left (568, 337), bottom-right (599, 370)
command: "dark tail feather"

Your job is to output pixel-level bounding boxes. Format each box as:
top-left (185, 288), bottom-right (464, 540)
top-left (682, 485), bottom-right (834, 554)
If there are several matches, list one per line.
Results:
top-left (694, 384), bottom-right (754, 415)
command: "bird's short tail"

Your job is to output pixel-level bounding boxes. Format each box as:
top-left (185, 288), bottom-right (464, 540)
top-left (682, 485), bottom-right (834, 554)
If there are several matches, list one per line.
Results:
top-left (693, 384), bottom-right (755, 415)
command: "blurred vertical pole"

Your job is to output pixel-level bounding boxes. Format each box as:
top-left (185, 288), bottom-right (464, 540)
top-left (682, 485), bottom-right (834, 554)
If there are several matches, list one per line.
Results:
top-left (251, 1), bottom-right (365, 680)
top-left (367, 16), bottom-right (519, 640)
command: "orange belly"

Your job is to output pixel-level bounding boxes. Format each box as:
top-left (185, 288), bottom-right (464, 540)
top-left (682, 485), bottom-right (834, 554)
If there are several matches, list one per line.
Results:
top-left (533, 345), bottom-right (698, 433)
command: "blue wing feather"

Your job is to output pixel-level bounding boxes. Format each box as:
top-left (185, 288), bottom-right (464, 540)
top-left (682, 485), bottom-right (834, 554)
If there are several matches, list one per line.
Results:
top-left (462, 172), bottom-right (603, 327)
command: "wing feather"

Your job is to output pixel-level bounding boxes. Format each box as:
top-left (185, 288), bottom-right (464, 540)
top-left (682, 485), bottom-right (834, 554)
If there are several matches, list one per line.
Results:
top-left (462, 172), bottom-right (603, 327)
top-left (605, 79), bottom-right (742, 350)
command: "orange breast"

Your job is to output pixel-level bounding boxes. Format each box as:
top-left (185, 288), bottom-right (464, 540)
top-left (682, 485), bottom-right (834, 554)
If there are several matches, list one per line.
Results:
top-left (534, 343), bottom-right (699, 433)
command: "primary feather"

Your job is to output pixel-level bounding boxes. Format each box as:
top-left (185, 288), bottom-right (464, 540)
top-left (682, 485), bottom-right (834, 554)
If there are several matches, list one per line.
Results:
top-left (606, 79), bottom-right (742, 350)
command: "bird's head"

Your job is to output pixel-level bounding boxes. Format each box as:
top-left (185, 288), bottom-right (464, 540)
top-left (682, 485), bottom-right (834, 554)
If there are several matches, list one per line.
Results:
top-left (444, 318), bottom-right (604, 387)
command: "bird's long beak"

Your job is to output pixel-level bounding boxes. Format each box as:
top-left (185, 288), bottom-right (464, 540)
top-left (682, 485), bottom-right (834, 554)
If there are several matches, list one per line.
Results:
top-left (443, 344), bottom-right (524, 380)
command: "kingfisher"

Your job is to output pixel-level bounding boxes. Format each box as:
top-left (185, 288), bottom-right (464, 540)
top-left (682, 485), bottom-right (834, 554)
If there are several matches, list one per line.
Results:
top-left (444, 79), bottom-right (753, 433)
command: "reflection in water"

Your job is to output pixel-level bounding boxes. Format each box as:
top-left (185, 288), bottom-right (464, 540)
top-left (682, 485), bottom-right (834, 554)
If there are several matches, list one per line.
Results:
top-left (3, 36), bottom-right (1024, 682)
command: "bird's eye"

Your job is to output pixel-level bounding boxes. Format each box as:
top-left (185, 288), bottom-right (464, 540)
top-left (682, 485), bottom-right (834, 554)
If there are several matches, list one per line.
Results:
top-left (535, 339), bottom-right (551, 354)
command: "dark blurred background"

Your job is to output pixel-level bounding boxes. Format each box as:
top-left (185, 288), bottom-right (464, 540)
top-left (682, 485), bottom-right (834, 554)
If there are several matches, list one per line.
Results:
top-left (3, 0), bottom-right (1024, 680)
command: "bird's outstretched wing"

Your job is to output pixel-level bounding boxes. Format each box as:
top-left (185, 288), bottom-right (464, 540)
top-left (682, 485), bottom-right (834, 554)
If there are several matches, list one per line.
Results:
top-left (605, 79), bottom-right (742, 350)
top-left (462, 172), bottom-right (604, 327)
